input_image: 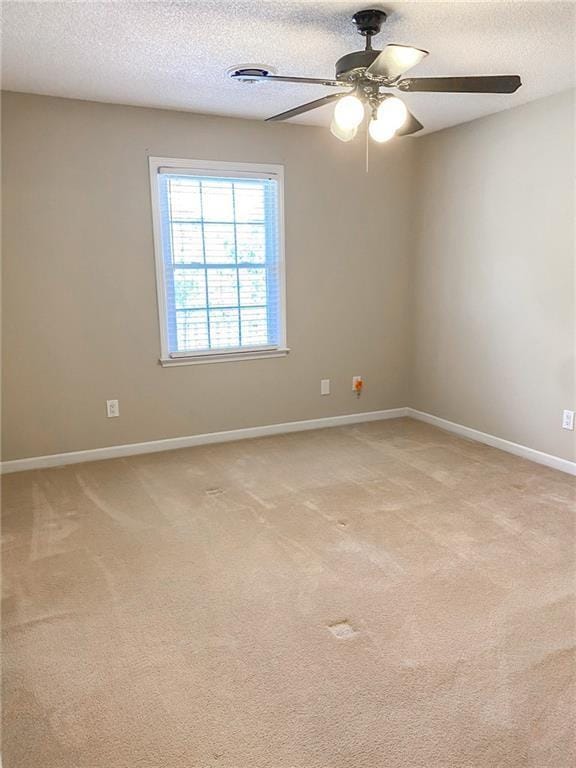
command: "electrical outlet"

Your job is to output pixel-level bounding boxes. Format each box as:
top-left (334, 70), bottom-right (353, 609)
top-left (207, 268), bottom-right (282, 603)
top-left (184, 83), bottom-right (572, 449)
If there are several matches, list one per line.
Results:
top-left (320, 379), bottom-right (330, 396)
top-left (352, 376), bottom-right (362, 392)
top-left (106, 399), bottom-right (120, 418)
top-left (562, 409), bottom-right (574, 430)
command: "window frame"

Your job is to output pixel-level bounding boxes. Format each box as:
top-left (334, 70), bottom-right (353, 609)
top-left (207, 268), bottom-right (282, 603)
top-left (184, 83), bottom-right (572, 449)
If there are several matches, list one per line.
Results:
top-left (148, 156), bottom-right (288, 366)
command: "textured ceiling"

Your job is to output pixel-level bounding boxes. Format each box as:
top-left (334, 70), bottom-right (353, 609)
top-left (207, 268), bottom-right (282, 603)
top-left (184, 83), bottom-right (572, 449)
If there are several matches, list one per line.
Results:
top-left (2, 1), bottom-right (575, 135)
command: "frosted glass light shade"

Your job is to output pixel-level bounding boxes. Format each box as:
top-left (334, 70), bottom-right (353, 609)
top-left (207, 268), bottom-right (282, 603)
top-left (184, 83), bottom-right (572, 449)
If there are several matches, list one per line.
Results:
top-left (330, 118), bottom-right (358, 142)
top-left (376, 97), bottom-right (408, 130)
top-left (334, 95), bottom-right (364, 131)
top-left (368, 118), bottom-right (396, 143)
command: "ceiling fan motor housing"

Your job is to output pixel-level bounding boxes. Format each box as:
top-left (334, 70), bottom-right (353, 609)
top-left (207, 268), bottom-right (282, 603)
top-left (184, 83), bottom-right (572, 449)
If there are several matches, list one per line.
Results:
top-left (335, 49), bottom-right (380, 81)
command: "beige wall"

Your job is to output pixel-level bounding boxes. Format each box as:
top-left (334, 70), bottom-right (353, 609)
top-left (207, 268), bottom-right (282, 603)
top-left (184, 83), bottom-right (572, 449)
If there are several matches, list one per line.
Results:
top-left (1, 92), bottom-right (416, 460)
top-left (3, 90), bottom-right (574, 464)
top-left (411, 89), bottom-right (576, 462)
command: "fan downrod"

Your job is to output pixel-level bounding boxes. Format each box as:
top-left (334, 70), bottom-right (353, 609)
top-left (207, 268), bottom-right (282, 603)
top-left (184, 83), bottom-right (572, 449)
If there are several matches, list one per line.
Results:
top-left (335, 9), bottom-right (388, 81)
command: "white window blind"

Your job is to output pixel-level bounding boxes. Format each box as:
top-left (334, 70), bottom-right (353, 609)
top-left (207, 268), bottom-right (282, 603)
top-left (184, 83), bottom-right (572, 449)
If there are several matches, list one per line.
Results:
top-left (150, 159), bottom-right (285, 362)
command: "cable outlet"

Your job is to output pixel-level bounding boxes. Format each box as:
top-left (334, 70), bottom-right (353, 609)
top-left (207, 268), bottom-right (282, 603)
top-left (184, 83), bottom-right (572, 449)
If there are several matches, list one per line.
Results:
top-left (106, 399), bottom-right (120, 418)
top-left (562, 409), bottom-right (574, 430)
top-left (320, 379), bottom-right (330, 396)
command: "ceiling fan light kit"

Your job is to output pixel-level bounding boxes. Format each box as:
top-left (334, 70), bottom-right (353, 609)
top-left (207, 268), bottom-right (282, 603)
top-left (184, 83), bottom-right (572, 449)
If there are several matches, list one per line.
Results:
top-left (229, 8), bottom-right (522, 144)
top-left (368, 116), bottom-right (396, 143)
top-left (377, 97), bottom-right (408, 129)
top-left (333, 94), bottom-right (365, 130)
top-left (330, 119), bottom-right (357, 142)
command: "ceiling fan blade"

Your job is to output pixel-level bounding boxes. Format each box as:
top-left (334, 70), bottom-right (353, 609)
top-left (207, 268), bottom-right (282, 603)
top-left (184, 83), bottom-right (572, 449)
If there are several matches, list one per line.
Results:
top-left (396, 110), bottom-right (424, 137)
top-left (231, 73), bottom-right (350, 88)
top-left (365, 44), bottom-right (428, 81)
top-left (398, 75), bottom-right (522, 93)
top-left (266, 93), bottom-right (348, 122)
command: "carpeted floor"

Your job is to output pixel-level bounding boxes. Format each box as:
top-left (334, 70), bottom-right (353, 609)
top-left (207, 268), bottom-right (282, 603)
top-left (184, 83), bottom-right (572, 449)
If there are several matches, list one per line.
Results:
top-left (2, 418), bottom-right (575, 768)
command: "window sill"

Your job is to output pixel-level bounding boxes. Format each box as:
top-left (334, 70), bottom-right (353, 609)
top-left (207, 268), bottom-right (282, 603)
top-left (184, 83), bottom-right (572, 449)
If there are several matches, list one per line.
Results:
top-left (160, 348), bottom-right (290, 367)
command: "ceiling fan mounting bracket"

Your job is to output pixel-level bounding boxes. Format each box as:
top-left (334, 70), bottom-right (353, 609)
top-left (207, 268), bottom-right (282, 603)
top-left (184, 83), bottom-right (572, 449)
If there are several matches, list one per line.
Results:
top-left (352, 9), bottom-right (388, 38)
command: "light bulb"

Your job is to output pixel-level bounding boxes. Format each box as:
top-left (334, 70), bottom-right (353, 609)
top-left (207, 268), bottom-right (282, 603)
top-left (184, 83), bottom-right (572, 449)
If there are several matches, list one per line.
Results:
top-left (334, 95), bottom-right (364, 131)
top-left (330, 118), bottom-right (357, 142)
top-left (376, 97), bottom-right (408, 130)
top-left (368, 118), bottom-right (396, 143)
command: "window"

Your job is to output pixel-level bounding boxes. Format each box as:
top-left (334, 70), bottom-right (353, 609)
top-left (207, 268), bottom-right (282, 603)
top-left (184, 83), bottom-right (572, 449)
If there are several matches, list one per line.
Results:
top-left (149, 157), bottom-right (287, 365)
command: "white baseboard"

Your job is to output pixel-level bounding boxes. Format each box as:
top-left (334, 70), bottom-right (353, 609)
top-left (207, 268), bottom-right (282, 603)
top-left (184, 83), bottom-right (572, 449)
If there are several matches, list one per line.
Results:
top-left (0, 408), bottom-right (409, 474)
top-left (3, 407), bottom-right (574, 477)
top-left (407, 409), bottom-right (576, 476)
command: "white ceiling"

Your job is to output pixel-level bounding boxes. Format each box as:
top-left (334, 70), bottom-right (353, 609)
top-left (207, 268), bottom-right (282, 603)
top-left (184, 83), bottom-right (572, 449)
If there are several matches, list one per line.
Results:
top-left (2, 1), bottom-right (575, 135)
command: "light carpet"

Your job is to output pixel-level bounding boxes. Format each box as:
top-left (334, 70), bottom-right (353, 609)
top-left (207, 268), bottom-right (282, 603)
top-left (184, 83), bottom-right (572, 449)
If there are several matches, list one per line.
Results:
top-left (2, 418), bottom-right (575, 767)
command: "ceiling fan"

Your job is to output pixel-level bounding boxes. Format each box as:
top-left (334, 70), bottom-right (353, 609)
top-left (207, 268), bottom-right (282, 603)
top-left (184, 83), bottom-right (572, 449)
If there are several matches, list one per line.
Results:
top-left (229, 8), bottom-right (522, 143)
